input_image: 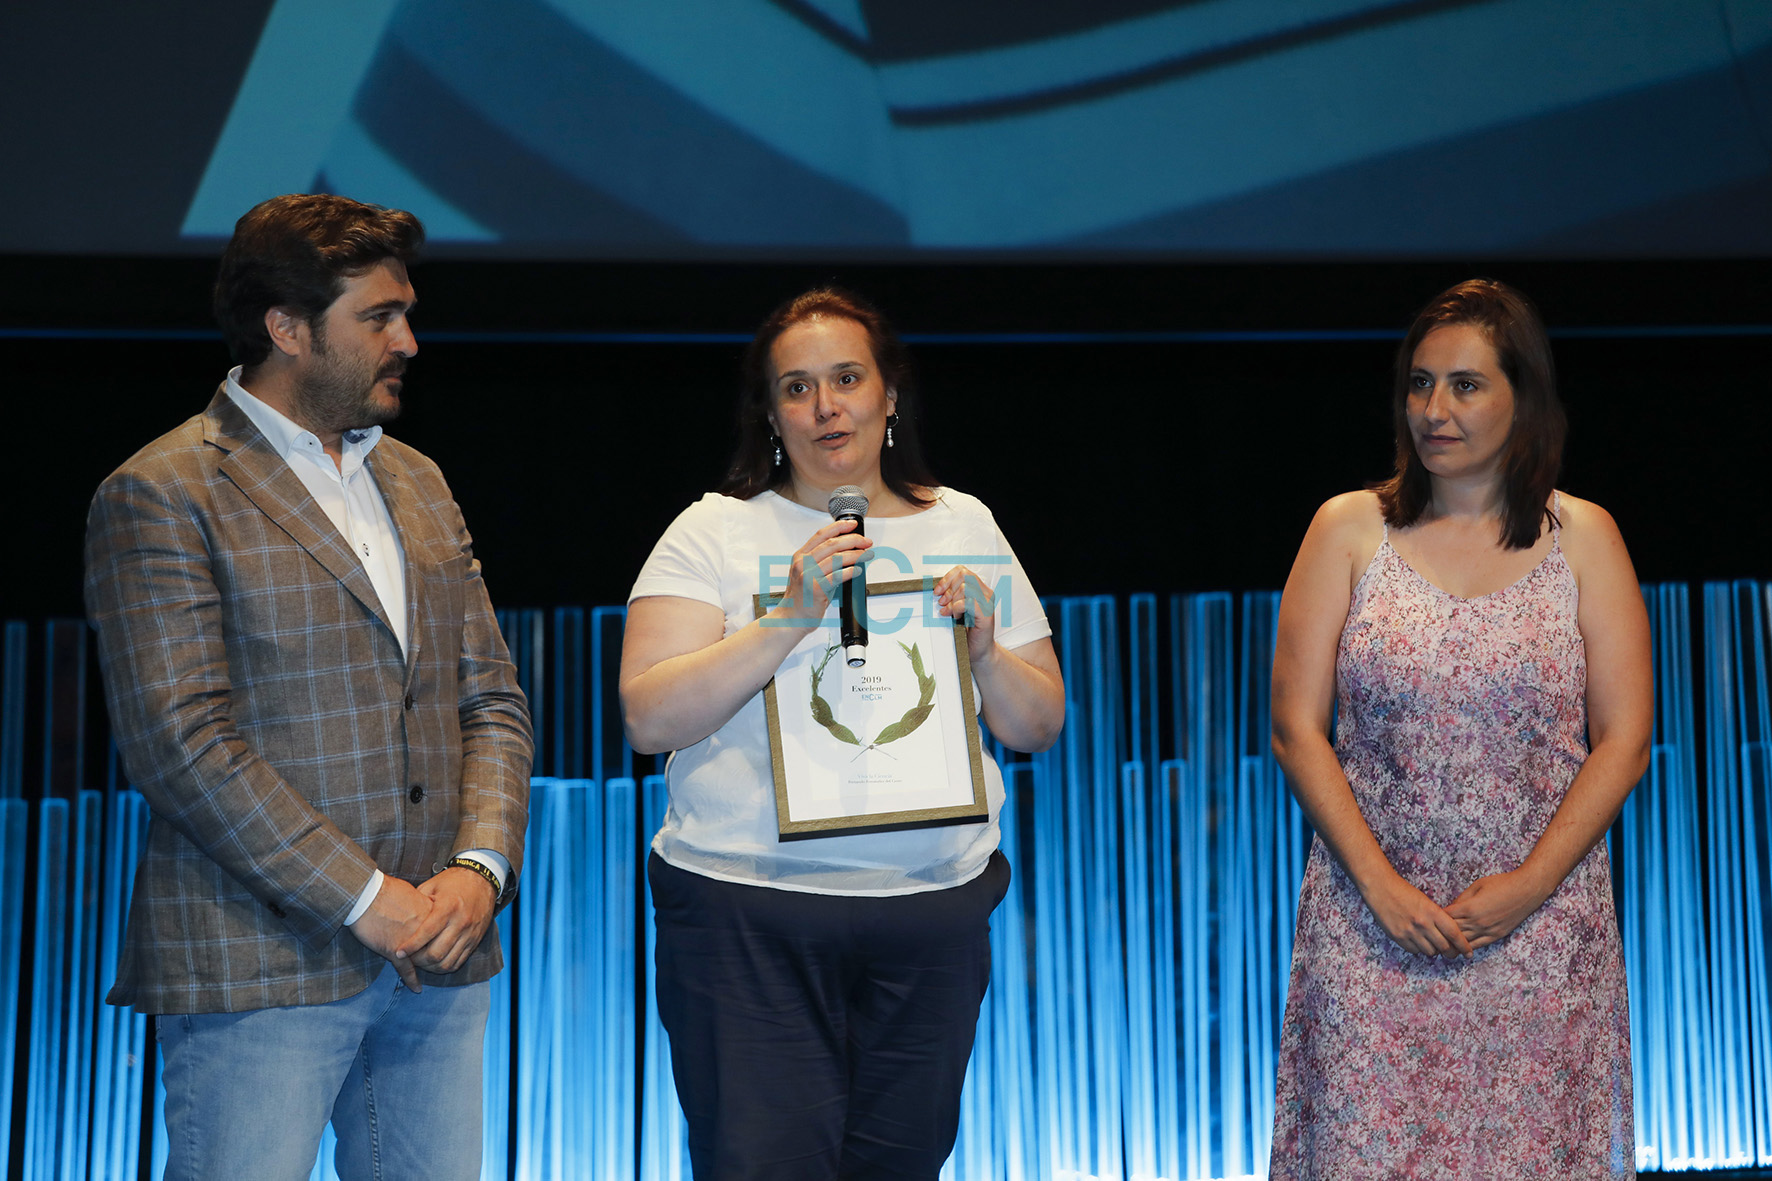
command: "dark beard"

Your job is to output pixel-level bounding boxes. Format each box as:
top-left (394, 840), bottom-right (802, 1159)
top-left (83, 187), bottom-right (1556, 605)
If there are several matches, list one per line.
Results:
top-left (293, 356), bottom-right (406, 436)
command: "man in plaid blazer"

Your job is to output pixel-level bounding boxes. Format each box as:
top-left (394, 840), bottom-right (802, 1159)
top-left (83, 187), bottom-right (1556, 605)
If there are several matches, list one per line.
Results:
top-left (84, 195), bottom-right (531, 1180)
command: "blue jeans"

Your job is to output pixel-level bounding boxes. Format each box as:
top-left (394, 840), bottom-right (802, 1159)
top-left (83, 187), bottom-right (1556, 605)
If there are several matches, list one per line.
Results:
top-left (157, 961), bottom-right (490, 1181)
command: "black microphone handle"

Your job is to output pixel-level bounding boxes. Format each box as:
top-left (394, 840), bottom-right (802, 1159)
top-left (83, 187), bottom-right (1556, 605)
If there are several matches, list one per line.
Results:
top-left (840, 517), bottom-right (868, 667)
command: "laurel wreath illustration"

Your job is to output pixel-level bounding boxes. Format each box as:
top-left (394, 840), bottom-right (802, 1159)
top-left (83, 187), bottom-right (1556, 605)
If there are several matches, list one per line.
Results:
top-left (808, 641), bottom-right (936, 754)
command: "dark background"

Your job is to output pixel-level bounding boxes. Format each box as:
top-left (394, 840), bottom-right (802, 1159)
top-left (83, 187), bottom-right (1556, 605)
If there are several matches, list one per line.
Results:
top-left (1, 2), bottom-right (1767, 617)
top-left (6, 256), bottom-right (1768, 624)
top-left (2, 7), bottom-right (1769, 1176)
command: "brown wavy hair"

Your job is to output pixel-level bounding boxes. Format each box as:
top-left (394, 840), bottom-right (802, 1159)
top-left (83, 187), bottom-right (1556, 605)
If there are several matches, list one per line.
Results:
top-left (1373, 279), bottom-right (1565, 549)
top-left (214, 193), bottom-right (424, 369)
top-left (717, 286), bottom-right (937, 506)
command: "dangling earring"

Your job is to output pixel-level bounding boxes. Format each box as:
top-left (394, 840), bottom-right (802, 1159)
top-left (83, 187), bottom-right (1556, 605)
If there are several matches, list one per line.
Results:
top-left (885, 414), bottom-right (897, 449)
top-left (771, 435), bottom-right (784, 466)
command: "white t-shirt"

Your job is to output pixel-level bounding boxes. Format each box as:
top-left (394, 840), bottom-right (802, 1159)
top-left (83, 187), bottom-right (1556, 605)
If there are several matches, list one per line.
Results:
top-left (629, 489), bottom-right (1051, 895)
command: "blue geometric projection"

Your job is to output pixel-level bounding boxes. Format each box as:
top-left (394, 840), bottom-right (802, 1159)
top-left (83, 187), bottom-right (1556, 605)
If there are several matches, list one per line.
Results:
top-left (0, 585), bottom-right (1769, 1178)
top-left (175, 1), bottom-right (1772, 258)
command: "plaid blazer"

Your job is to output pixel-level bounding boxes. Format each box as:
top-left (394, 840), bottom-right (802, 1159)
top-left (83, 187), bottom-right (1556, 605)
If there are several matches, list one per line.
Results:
top-left (85, 389), bottom-right (532, 1014)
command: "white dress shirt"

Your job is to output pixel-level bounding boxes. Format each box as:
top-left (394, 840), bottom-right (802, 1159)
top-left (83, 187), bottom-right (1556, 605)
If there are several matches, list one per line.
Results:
top-left (226, 370), bottom-right (407, 653)
top-left (226, 370), bottom-right (508, 922)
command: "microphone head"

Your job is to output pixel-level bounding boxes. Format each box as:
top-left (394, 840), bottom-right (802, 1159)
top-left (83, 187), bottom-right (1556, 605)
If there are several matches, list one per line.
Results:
top-left (827, 485), bottom-right (869, 521)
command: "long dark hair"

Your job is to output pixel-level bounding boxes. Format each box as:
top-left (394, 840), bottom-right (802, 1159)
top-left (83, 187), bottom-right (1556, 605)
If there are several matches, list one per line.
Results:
top-left (717, 287), bottom-right (938, 506)
top-left (1373, 279), bottom-right (1566, 550)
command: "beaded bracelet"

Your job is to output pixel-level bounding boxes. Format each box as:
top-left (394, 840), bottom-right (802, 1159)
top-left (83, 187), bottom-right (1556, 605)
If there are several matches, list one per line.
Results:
top-left (447, 855), bottom-right (503, 900)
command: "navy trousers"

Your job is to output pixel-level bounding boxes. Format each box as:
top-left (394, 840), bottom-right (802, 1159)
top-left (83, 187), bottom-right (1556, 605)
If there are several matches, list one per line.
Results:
top-left (650, 851), bottom-right (1010, 1181)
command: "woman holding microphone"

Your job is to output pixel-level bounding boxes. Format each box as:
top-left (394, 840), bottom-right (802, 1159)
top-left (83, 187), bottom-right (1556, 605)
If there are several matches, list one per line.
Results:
top-left (621, 287), bottom-right (1063, 1180)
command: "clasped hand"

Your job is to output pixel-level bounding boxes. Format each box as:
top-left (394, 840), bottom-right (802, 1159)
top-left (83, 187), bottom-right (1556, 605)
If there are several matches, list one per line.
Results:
top-left (1444, 869), bottom-right (1548, 952)
top-left (1365, 867), bottom-right (1547, 958)
top-left (347, 867), bottom-right (497, 989)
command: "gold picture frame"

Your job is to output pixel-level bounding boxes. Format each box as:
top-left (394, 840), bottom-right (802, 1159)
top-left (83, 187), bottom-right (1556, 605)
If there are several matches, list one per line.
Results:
top-left (753, 578), bottom-right (989, 839)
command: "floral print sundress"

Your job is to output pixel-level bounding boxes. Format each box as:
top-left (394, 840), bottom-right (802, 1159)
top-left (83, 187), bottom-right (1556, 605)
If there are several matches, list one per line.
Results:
top-left (1269, 500), bottom-right (1633, 1179)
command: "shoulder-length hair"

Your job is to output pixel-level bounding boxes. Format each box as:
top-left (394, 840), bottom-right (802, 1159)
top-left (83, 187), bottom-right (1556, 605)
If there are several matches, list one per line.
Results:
top-left (1373, 278), bottom-right (1566, 550)
top-left (717, 286), bottom-right (938, 506)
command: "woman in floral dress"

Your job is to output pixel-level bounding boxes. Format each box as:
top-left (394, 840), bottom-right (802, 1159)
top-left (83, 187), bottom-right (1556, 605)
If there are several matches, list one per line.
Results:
top-left (1268, 280), bottom-right (1650, 1178)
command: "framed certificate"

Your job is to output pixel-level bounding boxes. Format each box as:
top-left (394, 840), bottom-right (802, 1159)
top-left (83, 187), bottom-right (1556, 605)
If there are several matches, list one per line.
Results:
top-left (753, 578), bottom-right (989, 839)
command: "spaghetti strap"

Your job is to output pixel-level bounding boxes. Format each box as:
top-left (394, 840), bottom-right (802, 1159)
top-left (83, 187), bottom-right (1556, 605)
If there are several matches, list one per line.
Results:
top-left (1549, 490), bottom-right (1563, 547)
top-left (1353, 515), bottom-right (1392, 601)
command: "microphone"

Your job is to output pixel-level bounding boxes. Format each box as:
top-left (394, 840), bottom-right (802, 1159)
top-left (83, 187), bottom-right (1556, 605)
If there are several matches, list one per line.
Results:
top-left (827, 485), bottom-right (869, 667)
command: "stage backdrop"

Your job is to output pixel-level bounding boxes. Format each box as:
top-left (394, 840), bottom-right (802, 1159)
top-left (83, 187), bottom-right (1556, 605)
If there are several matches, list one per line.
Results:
top-left (3, 582), bottom-right (1771, 1178)
top-left (2, 1), bottom-right (1769, 258)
